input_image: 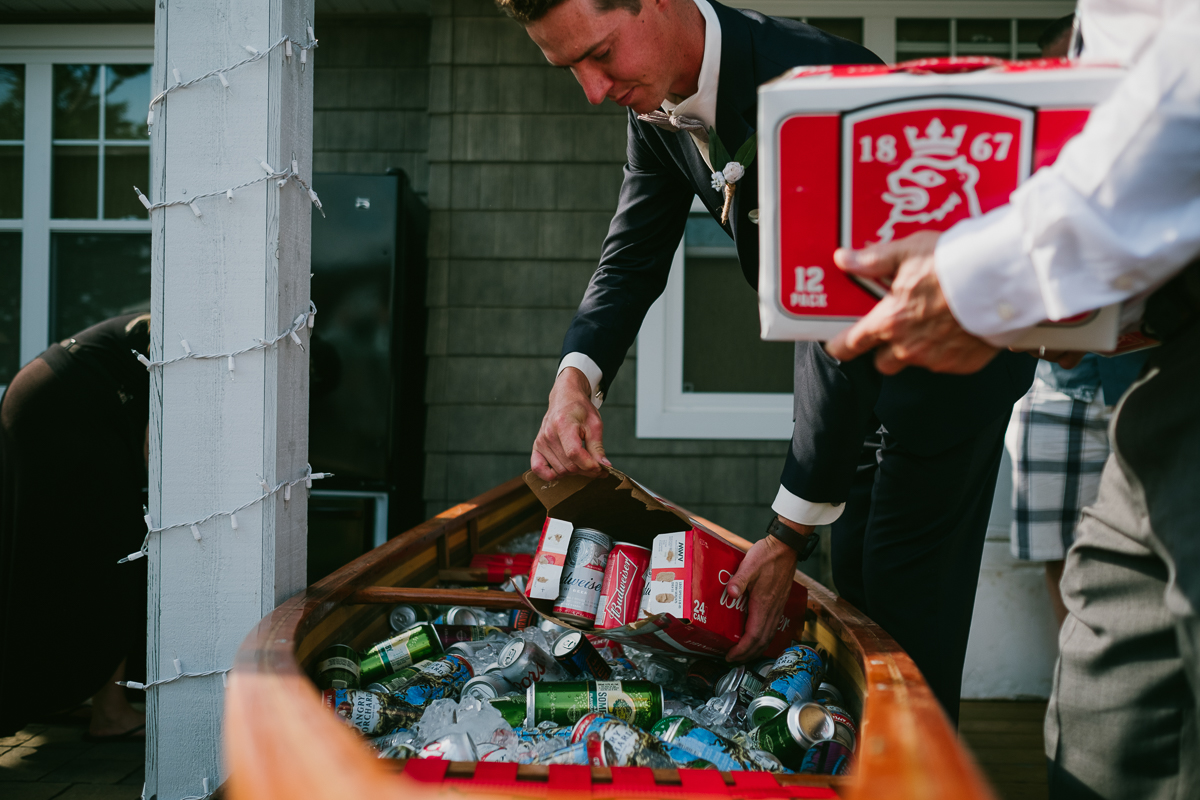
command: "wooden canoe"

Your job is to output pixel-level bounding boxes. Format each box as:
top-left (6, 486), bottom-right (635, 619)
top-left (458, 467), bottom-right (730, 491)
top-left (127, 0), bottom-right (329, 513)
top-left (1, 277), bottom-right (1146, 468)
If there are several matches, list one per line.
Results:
top-left (226, 475), bottom-right (996, 800)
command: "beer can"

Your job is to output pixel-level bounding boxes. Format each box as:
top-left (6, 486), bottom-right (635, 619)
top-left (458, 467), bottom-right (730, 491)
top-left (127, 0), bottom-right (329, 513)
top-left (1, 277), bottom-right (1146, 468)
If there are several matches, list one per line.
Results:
top-left (445, 640), bottom-right (496, 660)
top-left (652, 715), bottom-right (784, 772)
top-left (746, 702), bottom-right (836, 769)
top-left (419, 732), bottom-right (477, 761)
top-left (434, 624), bottom-right (511, 644)
top-left (749, 645), bottom-right (823, 727)
top-left (528, 679), bottom-right (664, 730)
top-left (715, 665), bottom-right (765, 704)
top-left (553, 528), bottom-right (612, 625)
top-left (642, 655), bottom-right (687, 686)
top-left (437, 606), bottom-right (483, 626)
top-left (499, 574), bottom-right (529, 594)
top-left (388, 603), bottom-right (434, 632)
top-left (487, 695), bottom-right (528, 727)
top-left (553, 630), bottom-right (613, 680)
top-left (705, 690), bottom-right (751, 730)
top-left (359, 622), bottom-right (444, 684)
top-left (498, 639), bottom-right (558, 690)
top-left (815, 681), bottom-right (845, 707)
top-left (799, 739), bottom-right (852, 775)
top-left (823, 704), bottom-right (858, 751)
top-left (595, 542), bottom-right (651, 629)
top-left (463, 673), bottom-right (515, 700)
top-left (537, 732), bottom-right (607, 766)
top-left (314, 644), bottom-right (361, 690)
top-left (569, 712), bottom-right (685, 768)
top-left (376, 741), bottom-right (420, 760)
top-left (588, 635), bottom-right (626, 661)
top-left (509, 607), bottom-right (536, 629)
top-left (365, 662), bottom-right (425, 694)
top-left (388, 654), bottom-right (473, 706)
top-left (322, 688), bottom-right (423, 736)
top-left (474, 742), bottom-right (514, 762)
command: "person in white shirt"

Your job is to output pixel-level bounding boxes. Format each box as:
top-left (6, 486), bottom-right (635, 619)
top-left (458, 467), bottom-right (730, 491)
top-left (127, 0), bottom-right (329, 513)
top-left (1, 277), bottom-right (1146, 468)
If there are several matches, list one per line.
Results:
top-left (826, 1), bottom-right (1200, 796)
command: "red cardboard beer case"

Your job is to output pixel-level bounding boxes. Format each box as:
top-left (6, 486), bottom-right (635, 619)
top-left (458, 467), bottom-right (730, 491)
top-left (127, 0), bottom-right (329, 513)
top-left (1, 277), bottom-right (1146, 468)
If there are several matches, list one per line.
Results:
top-left (757, 58), bottom-right (1129, 351)
top-left (521, 468), bottom-right (807, 659)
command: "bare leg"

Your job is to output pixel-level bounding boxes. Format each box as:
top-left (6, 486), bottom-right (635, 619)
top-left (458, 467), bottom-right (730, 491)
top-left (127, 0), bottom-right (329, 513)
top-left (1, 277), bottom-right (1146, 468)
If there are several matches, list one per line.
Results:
top-left (88, 658), bottom-right (145, 738)
top-left (1045, 560), bottom-right (1068, 628)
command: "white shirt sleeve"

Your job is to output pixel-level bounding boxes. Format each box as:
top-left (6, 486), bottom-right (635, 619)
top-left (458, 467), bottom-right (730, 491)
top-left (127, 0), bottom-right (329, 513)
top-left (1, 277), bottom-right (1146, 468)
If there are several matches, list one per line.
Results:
top-left (558, 352), bottom-right (605, 409)
top-left (771, 485), bottom-right (845, 526)
top-left (935, 2), bottom-right (1200, 343)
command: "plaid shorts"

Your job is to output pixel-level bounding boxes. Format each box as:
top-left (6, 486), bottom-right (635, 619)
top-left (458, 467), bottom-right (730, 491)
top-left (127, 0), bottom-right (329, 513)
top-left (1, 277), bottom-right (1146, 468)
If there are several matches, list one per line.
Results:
top-left (1005, 377), bottom-right (1114, 561)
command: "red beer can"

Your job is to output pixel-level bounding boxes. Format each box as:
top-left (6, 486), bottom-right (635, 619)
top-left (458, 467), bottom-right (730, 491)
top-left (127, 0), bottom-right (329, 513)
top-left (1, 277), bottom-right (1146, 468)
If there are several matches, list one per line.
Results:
top-left (595, 542), bottom-right (651, 629)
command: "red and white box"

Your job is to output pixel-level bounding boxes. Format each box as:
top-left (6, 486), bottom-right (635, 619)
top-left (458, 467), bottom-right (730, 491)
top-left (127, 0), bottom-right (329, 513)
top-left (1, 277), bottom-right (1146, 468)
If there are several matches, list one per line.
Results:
top-left (756, 58), bottom-right (1127, 351)
top-left (521, 469), bottom-right (807, 659)
top-left (595, 542), bottom-right (651, 630)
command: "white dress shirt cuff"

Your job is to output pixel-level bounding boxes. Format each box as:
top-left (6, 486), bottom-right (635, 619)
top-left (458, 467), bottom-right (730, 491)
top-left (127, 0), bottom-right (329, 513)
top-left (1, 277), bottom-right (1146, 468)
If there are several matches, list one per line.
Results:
top-left (558, 352), bottom-right (605, 409)
top-left (935, 205), bottom-right (1046, 346)
top-left (771, 485), bottom-right (845, 526)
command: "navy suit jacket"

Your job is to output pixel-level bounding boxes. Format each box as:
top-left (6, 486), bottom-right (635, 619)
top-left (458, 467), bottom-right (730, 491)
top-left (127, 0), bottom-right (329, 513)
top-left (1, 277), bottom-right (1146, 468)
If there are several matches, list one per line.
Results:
top-left (560, 1), bottom-right (1035, 502)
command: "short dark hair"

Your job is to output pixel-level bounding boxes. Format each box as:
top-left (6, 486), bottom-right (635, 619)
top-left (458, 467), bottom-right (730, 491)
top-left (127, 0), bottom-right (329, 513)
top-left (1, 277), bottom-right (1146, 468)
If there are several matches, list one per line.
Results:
top-left (1037, 15), bottom-right (1074, 52)
top-left (494, 0), bottom-right (642, 25)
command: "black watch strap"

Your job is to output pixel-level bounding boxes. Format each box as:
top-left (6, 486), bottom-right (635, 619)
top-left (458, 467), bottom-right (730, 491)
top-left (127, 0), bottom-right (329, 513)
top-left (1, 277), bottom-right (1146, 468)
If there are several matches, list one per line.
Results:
top-left (765, 516), bottom-right (820, 562)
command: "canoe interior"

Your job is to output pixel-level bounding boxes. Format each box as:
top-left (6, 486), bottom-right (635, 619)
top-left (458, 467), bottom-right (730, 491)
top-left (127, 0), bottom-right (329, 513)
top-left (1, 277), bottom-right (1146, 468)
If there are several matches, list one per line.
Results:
top-left (228, 474), bottom-right (996, 800)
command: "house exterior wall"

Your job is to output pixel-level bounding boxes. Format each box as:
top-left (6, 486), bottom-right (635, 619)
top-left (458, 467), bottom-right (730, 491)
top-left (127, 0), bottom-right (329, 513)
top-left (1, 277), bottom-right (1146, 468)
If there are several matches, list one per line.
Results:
top-left (420, 0), bottom-right (789, 543)
top-left (312, 15), bottom-right (430, 198)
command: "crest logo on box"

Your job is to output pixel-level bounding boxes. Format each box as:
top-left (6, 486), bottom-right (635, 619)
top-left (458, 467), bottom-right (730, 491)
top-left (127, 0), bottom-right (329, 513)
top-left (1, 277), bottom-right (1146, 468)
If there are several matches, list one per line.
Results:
top-left (843, 97), bottom-right (1033, 252)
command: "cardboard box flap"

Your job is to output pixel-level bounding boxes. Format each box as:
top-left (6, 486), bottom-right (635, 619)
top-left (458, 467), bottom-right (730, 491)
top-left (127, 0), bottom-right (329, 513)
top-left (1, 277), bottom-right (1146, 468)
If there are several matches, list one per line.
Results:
top-left (522, 468), bottom-right (690, 548)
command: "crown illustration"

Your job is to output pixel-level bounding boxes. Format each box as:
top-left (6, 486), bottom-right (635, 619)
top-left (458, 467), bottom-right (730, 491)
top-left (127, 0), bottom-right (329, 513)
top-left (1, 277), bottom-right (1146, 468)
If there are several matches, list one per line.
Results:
top-left (903, 118), bottom-right (967, 156)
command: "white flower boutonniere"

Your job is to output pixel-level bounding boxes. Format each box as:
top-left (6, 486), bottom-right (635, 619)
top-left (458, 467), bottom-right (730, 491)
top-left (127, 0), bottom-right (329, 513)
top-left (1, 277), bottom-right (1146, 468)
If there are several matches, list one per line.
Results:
top-left (707, 128), bottom-right (757, 225)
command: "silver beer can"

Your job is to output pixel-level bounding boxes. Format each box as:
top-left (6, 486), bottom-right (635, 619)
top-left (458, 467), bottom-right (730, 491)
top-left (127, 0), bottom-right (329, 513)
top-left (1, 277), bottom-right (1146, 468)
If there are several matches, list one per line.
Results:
top-left (552, 528), bottom-right (612, 626)
top-left (463, 673), bottom-right (516, 700)
top-left (443, 606), bottom-right (483, 626)
top-left (498, 639), bottom-right (558, 690)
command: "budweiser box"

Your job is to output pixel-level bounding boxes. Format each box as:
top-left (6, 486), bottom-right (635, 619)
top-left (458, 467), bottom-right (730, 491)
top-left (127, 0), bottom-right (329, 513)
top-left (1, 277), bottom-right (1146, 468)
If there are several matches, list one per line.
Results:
top-left (756, 59), bottom-right (1128, 351)
top-left (520, 468), bottom-right (807, 659)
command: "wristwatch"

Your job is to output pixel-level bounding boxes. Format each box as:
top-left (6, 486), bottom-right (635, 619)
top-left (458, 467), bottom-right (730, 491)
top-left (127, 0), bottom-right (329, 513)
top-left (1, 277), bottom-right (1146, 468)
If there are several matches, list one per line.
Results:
top-left (765, 516), bottom-right (820, 562)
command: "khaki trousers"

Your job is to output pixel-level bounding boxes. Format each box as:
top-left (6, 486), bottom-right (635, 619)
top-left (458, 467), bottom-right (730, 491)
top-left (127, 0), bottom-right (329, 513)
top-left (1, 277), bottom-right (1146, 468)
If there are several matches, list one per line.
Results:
top-left (1046, 322), bottom-right (1200, 799)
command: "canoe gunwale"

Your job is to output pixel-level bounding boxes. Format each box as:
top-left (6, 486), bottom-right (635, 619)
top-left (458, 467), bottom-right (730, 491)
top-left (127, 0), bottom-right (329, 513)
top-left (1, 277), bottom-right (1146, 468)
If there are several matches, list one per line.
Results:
top-left (227, 475), bottom-right (996, 800)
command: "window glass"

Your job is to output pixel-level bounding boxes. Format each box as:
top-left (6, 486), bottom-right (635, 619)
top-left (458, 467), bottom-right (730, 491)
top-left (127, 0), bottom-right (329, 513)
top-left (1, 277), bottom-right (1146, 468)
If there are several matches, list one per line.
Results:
top-left (806, 18), bottom-right (864, 46)
top-left (0, 65), bottom-right (24, 140)
top-left (896, 18), bottom-right (951, 60)
top-left (0, 232), bottom-right (20, 384)
top-left (681, 214), bottom-right (792, 394)
top-left (52, 145), bottom-right (99, 219)
top-left (53, 65), bottom-right (100, 140)
top-left (51, 232), bottom-right (151, 341)
top-left (956, 19), bottom-right (1012, 56)
top-left (104, 65), bottom-right (151, 140)
top-left (0, 147), bottom-right (21, 219)
top-left (104, 146), bottom-right (150, 220)
top-left (1018, 19), bottom-right (1064, 58)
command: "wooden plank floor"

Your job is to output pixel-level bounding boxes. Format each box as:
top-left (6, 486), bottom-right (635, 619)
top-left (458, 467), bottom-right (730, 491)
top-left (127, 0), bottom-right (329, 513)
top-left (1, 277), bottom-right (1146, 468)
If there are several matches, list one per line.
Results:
top-left (959, 700), bottom-right (1049, 800)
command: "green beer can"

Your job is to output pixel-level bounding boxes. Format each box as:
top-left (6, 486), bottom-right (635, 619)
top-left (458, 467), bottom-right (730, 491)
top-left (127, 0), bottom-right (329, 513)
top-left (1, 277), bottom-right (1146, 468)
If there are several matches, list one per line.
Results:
top-left (528, 680), bottom-right (663, 730)
top-left (358, 622), bottom-right (444, 684)
top-left (487, 695), bottom-right (528, 727)
top-left (746, 701), bottom-right (836, 769)
top-left (313, 644), bottom-right (361, 690)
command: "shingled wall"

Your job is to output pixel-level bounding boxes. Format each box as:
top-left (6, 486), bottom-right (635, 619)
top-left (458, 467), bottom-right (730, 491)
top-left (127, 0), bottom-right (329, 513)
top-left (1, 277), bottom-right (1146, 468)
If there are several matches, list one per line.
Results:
top-left (421, 0), bottom-right (792, 544)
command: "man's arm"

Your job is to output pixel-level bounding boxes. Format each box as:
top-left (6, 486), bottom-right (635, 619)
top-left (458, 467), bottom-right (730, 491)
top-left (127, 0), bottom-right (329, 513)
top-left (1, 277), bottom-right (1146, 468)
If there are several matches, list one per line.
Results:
top-left (531, 117), bottom-right (693, 479)
top-left (828, 4), bottom-right (1200, 369)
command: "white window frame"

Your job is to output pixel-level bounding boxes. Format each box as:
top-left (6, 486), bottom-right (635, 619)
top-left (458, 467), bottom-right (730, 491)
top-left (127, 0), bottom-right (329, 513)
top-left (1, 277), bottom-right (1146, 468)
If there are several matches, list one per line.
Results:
top-left (0, 25), bottom-right (154, 372)
top-left (637, 2), bottom-right (1076, 439)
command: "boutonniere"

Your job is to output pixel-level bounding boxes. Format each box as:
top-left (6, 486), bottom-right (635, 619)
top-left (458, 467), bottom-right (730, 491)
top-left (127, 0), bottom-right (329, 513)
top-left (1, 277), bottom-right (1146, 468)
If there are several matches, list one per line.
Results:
top-left (707, 128), bottom-right (756, 225)
top-left (637, 109), bottom-right (710, 143)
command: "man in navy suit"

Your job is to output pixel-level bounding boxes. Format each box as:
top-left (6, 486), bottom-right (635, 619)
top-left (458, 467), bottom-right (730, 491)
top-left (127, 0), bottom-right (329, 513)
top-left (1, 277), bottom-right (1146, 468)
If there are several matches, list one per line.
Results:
top-left (499, 0), bottom-right (1036, 723)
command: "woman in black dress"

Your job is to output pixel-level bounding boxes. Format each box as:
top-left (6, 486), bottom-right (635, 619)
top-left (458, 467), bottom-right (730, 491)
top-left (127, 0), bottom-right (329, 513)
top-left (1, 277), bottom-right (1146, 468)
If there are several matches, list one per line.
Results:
top-left (0, 313), bottom-right (151, 740)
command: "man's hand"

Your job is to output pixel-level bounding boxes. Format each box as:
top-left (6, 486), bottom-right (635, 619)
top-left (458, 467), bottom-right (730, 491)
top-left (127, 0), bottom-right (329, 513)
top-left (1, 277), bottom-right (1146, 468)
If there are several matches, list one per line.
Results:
top-left (531, 367), bottom-right (612, 481)
top-left (825, 231), bottom-right (1000, 375)
top-left (724, 523), bottom-right (807, 662)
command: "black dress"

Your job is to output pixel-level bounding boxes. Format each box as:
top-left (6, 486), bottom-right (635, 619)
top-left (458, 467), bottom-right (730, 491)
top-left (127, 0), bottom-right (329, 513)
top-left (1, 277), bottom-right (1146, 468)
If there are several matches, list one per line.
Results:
top-left (0, 314), bottom-right (151, 735)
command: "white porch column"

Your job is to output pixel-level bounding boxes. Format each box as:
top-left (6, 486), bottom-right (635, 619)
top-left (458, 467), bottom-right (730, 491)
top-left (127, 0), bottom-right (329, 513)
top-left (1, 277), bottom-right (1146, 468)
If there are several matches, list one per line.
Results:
top-left (146, 1), bottom-right (314, 797)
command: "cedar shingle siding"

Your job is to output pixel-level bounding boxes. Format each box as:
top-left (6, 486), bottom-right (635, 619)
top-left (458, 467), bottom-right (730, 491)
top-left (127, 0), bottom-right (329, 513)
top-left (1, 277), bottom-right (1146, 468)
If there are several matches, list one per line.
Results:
top-left (315, 3), bottom-right (793, 546)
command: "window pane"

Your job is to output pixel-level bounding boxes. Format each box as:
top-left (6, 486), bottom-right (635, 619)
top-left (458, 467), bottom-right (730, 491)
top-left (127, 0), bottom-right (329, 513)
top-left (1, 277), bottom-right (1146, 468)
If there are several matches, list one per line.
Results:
top-left (105, 65), bottom-right (151, 140)
top-left (0, 232), bottom-right (20, 384)
top-left (104, 146), bottom-right (150, 219)
top-left (0, 65), bottom-right (24, 140)
top-left (806, 18), bottom-right (864, 46)
top-left (896, 18), bottom-right (951, 59)
top-left (51, 232), bottom-right (151, 342)
top-left (1020, 18), bottom-right (1070, 58)
top-left (683, 255), bottom-right (793, 394)
top-left (52, 145), bottom-right (99, 218)
top-left (684, 213), bottom-right (735, 252)
top-left (0, 146), bottom-right (21, 218)
top-left (956, 19), bottom-right (1012, 56)
top-left (53, 65), bottom-right (100, 140)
